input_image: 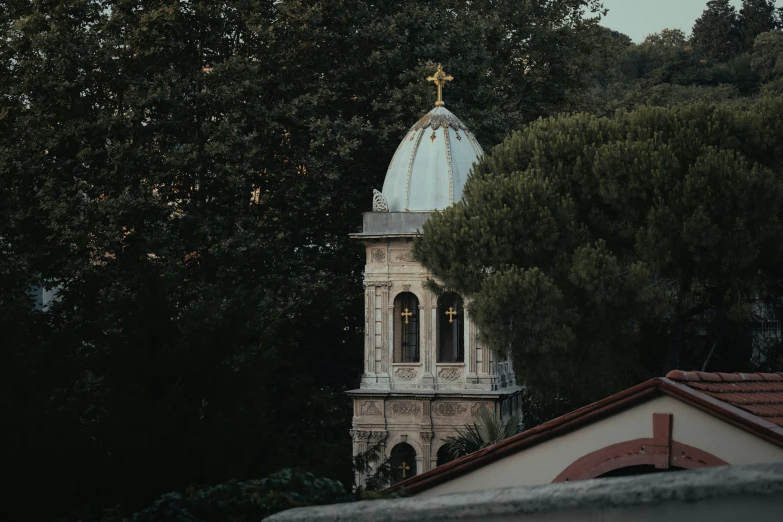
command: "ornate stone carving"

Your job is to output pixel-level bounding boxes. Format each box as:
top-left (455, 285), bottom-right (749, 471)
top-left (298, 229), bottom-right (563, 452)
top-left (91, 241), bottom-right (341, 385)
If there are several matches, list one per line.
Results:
top-left (372, 189), bottom-right (389, 212)
top-left (351, 429), bottom-right (387, 442)
top-left (363, 280), bottom-right (393, 288)
top-left (350, 429), bottom-right (370, 441)
top-left (412, 111), bottom-right (470, 132)
top-left (402, 284), bottom-right (411, 292)
top-left (395, 368), bottom-right (417, 381)
top-left (471, 402), bottom-right (492, 416)
top-left (394, 250), bottom-right (416, 262)
top-left (419, 432), bottom-right (434, 442)
top-left (432, 402), bottom-right (468, 416)
top-left (386, 401), bottom-right (421, 416)
top-left (361, 401), bottom-right (382, 416)
top-left (371, 249), bottom-right (386, 263)
top-left (438, 368), bottom-right (461, 381)
top-left (368, 431), bottom-right (387, 442)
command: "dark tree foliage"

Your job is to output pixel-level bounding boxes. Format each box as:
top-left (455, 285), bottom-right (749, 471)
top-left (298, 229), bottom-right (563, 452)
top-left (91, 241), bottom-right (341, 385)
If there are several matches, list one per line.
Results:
top-left (59, 443), bottom-right (398, 522)
top-left (580, 10), bottom-right (783, 117)
top-left (752, 30), bottom-right (783, 92)
top-left (0, 0), bottom-right (604, 519)
top-left (692, 0), bottom-right (742, 62)
top-left (415, 98), bottom-right (783, 415)
top-left (738, 0), bottom-right (780, 53)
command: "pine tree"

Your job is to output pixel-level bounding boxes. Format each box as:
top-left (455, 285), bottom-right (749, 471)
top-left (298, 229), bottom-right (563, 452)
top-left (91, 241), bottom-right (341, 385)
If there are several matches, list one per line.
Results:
top-left (751, 30), bottom-right (783, 92)
top-left (415, 98), bottom-right (783, 415)
top-left (691, 0), bottom-right (741, 61)
top-left (738, 0), bottom-right (779, 52)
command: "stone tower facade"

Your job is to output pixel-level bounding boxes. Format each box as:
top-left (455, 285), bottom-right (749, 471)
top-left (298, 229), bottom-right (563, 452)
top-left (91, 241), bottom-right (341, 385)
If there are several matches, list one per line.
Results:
top-left (348, 75), bottom-right (523, 487)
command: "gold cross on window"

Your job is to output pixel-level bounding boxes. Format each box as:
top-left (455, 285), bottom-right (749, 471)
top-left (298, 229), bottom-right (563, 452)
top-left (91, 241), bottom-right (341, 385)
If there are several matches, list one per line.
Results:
top-left (398, 461), bottom-right (411, 478)
top-left (445, 307), bottom-right (457, 323)
top-left (401, 308), bottom-right (413, 324)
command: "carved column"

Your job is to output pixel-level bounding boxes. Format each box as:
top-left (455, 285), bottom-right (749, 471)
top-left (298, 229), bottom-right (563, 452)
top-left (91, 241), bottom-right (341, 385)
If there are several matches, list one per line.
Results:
top-left (431, 304), bottom-right (438, 383)
top-left (419, 431), bottom-right (434, 473)
top-left (366, 286), bottom-right (375, 375)
top-left (362, 281), bottom-right (393, 388)
top-left (379, 284), bottom-right (390, 375)
top-left (351, 429), bottom-right (370, 488)
top-left (387, 302), bottom-right (394, 375)
top-left (466, 310), bottom-right (478, 385)
top-left (420, 290), bottom-right (434, 387)
top-left (351, 429), bottom-right (389, 489)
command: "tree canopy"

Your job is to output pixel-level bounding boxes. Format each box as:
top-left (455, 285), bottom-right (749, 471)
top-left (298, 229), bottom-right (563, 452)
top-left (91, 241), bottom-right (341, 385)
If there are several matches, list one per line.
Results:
top-left (415, 97), bottom-right (783, 411)
top-left (691, 0), bottom-right (742, 61)
top-left (0, 0), bottom-right (604, 519)
top-left (4, 0), bottom-right (783, 518)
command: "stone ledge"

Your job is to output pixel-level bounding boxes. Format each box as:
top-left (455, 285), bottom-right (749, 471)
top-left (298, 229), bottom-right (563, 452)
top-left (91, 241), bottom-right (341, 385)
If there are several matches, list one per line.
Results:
top-left (347, 386), bottom-right (524, 398)
top-left (351, 212), bottom-right (431, 237)
top-left (264, 463), bottom-right (783, 522)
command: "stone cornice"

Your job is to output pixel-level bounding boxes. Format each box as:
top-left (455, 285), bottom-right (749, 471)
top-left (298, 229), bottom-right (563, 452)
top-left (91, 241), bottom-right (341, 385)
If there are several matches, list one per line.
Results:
top-left (363, 280), bottom-right (394, 288)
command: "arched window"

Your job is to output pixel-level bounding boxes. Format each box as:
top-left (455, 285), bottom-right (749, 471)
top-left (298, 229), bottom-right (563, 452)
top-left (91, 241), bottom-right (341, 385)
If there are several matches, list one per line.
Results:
top-left (438, 292), bottom-right (464, 363)
top-left (394, 292), bottom-right (420, 363)
top-left (390, 442), bottom-right (417, 484)
top-left (436, 444), bottom-right (454, 467)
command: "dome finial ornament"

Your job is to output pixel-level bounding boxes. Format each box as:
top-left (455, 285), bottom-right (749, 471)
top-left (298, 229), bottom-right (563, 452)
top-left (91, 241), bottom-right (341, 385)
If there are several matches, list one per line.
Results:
top-left (426, 64), bottom-right (453, 107)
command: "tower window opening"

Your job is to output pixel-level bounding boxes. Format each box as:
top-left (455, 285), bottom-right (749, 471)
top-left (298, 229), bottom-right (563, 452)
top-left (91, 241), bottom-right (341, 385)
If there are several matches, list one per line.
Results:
top-left (438, 292), bottom-right (464, 363)
top-left (394, 292), bottom-right (420, 363)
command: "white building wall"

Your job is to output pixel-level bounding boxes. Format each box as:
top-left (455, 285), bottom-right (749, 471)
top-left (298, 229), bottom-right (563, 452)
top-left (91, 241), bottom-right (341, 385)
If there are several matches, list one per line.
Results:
top-left (419, 395), bottom-right (783, 497)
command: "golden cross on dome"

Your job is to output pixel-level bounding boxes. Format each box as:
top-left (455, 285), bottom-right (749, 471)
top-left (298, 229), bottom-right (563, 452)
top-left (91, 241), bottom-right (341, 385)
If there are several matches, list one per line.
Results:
top-left (445, 307), bottom-right (457, 323)
top-left (401, 308), bottom-right (413, 324)
top-left (426, 64), bottom-right (453, 107)
top-left (398, 461), bottom-right (411, 478)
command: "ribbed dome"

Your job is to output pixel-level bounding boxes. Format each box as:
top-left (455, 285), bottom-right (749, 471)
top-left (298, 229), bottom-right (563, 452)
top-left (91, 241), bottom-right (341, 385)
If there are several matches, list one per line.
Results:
top-left (381, 107), bottom-right (483, 212)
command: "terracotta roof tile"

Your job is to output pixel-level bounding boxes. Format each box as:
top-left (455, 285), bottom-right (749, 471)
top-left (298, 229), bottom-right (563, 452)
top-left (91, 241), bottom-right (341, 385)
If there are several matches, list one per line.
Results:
top-left (666, 371), bottom-right (783, 427)
top-left (665, 370), bottom-right (783, 382)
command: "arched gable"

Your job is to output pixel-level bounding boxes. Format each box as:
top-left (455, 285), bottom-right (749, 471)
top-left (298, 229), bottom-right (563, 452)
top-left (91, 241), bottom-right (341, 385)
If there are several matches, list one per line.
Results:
top-left (553, 413), bottom-right (728, 482)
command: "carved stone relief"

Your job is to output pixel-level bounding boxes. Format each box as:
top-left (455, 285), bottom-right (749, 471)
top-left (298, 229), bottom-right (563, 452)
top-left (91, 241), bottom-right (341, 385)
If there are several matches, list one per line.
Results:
top-left (419, 432), bottom-right (434, 442)
top-left (386, 401), bottom-right (421, 416)
top-left (471, 402), bottom-right (492, 416)
top-left (368, 431), bottom-right (387, 442)
top-left (351, 429), bottom-right (387, 442)
top-left (363, 280), bottom-right (393, 288)
top-left (371, 249), bottom-right (386, 264)
top-left (432, 402), bottom-right (468, 416)
top-left (438, 368), bottom-right (461, 381)
top-left (393, 250), bottom-right (416, 263)
top-left (412, 111), bottom-right (470, 132)
top-left (395, 368), bottom-right (417, 381)
top-left (361, 401), bottom-right (382, 416)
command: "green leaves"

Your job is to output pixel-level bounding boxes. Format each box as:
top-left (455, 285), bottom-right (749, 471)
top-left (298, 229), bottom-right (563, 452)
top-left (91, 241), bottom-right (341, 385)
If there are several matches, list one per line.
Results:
top-left (1, 0), bottom-right (609, 518)
top-left (442, 407), bottom-right (521, 461)
top-left (692, 0), bottom-right (742, 62)
top-left (416, 98), bottom-right (783, 411)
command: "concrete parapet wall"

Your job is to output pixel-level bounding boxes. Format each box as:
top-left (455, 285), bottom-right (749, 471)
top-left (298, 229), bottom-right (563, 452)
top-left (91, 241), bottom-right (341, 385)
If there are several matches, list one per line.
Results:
top-left (264, 463), bottom-right (783, 522)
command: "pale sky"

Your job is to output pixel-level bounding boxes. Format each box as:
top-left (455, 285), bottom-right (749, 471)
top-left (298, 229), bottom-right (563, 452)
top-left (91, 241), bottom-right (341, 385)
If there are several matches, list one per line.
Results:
top-left (600, 0), bottom-right (782, 42)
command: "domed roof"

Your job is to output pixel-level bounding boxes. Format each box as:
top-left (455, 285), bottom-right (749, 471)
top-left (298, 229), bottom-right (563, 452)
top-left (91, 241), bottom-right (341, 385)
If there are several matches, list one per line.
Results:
top-left (381, 106), bottom-right (484, 212)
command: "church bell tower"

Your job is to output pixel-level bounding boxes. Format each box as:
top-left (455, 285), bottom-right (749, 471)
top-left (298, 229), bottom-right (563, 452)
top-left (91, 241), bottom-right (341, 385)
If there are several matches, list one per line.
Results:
top-left (348, 65), bottom-right (523, 487)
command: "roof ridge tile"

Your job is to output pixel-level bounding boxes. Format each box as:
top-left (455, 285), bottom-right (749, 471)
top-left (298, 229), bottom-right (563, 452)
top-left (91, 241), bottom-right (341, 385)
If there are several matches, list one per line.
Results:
top-left (666, 370), bottom-right (783, 382)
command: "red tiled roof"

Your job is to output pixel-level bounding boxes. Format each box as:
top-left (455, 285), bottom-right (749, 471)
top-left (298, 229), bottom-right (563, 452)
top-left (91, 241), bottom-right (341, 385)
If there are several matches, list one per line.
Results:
top-left (387, 371), bottom-right (783, 495)
top-left (665, 371), bottom-right (783, 427)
